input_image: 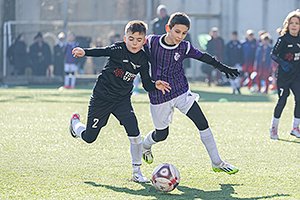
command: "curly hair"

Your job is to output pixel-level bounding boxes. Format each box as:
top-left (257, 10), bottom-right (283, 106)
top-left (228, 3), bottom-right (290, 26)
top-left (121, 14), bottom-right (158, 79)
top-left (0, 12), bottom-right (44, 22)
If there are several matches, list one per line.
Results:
top-left (280, 9), bottom-right (300, 36)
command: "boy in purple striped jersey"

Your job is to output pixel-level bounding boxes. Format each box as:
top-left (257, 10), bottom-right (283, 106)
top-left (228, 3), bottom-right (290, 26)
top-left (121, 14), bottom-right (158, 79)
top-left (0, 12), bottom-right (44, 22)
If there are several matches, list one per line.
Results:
top-left (143, 12), bottom-right (240, 174)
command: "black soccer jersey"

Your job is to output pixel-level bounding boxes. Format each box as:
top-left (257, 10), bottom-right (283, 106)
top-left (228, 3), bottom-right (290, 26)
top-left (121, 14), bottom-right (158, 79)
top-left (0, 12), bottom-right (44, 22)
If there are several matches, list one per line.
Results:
top-left (271, 33), bottom-right (300, 85)
top-left (84, 42), bottom-right (155, 102)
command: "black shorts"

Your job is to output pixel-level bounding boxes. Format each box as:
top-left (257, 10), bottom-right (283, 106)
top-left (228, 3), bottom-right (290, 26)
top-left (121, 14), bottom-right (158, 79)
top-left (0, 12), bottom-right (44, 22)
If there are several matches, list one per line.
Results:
top-left (85, 95), bottom-right (140, 138)
top-left (276, 75), bottom-right (300, 101)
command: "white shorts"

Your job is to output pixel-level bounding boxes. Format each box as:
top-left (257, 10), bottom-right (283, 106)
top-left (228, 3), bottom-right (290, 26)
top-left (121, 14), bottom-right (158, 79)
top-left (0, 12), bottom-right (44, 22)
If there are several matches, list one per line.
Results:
top-left (64, 63), bottom-right (78, 73)
top-left (150, 91), bottom-right (199, 130)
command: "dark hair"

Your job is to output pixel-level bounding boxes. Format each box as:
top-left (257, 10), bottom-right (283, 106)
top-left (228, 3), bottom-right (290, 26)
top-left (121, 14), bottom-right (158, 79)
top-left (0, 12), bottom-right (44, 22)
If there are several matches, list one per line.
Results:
top-left (168, 12), bottom-right (191, 30)
top-left (34, 32), bottom-right (43, 40)
top-left (125, 20), bottom-right (148, 35)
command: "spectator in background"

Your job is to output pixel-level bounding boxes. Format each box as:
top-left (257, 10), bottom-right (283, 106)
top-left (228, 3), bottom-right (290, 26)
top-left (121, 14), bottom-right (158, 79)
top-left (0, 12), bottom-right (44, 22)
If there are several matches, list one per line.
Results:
top-left (203, 27), bottom-right (225, 86)
top-left (53, 32), bottom-right (66, 79)
top-left (225, 31), bottom-right (243, 94)
top-left (152, 4), bottom-right (170, 35)
top-left (241, 29), bottom-right (257, 90)
top-left (7, 33), bottom-right (29, 76)
top-left (109, 33), bottom-right (122, 44)
top-left (64, 32), bottom-right (79, 89)
top-left (75, 35), bottom-right (92, 74)
top-left (253, 33), bottom-right (273, 94)
top-left (92, 37), bottom-right (107, 74)
top-left (29, 32), bottom-right (52, 76)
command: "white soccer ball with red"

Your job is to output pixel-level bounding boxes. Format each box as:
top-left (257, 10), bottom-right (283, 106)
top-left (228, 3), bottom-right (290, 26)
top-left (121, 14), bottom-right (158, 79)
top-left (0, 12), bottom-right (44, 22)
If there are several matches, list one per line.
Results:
top-left (151, 163), bottom-right (180, 192)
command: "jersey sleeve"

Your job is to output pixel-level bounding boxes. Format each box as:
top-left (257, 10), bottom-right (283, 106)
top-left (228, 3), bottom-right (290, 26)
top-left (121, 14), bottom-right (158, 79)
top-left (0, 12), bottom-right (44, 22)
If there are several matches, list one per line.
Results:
top-left (185, 41), bottom-right (203, 59)
top-left (139, 59), bottom-right (156, 92)
top-left (271, 37), bottom-right (289, 65)
top-left (83, 43), bottom-right (121, 57)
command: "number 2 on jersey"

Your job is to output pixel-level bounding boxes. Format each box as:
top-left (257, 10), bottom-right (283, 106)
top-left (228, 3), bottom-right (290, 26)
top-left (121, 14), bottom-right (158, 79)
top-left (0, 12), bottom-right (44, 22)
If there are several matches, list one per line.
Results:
top-left (92, 118), bottom-right (99, 128)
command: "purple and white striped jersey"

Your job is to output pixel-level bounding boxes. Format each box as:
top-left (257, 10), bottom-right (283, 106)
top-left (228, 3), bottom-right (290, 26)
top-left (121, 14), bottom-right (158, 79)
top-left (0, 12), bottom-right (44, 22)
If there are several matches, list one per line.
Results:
top-left (146, 34), bottom-right (203, 104)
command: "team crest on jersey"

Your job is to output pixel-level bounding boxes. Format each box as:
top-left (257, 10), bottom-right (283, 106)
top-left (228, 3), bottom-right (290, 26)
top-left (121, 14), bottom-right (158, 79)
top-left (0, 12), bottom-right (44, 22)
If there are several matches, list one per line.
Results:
top-left (174, 52), bottom-right (180, 61)
top-left (130, 62), bottom-right (141, 69)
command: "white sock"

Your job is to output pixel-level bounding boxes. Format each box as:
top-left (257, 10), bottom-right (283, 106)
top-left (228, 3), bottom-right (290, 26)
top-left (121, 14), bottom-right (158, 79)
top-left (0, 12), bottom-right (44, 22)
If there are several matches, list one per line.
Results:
top-left (143, 131), bottom-right (156, 150)
top-left (292, 117), bottom-right (300, 129)
top-left (128, 135), bottom-right (142, 169)
top-left (72, 119), bottom-right (86, 138)
top-left (199, 128), bottom-right (222, 166)
top-left (64, 75), bottom-right (69, 87)
top-left (271, 117), bottom-right (280, 129)
top-left (71, 75), bottom-right (76, 88)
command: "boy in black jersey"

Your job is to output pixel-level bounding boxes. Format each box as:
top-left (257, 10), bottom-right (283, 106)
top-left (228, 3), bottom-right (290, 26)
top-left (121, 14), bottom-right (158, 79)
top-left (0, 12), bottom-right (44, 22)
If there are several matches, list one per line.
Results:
top-left (270, 10), bottom-right (300, 139)
top-left (69, 20), bottom-right (171, 182)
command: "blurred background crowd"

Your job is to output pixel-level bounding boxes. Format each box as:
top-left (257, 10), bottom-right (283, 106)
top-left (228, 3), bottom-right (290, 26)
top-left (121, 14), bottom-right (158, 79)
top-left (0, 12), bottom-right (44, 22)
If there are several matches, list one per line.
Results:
top-left (0, 0), bottom-right (299, 93)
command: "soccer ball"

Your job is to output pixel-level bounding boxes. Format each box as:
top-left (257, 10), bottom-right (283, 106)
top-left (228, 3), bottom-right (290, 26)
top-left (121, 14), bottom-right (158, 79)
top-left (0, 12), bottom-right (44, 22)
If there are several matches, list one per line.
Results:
top-left (151, 163), bottom-right (180, 192)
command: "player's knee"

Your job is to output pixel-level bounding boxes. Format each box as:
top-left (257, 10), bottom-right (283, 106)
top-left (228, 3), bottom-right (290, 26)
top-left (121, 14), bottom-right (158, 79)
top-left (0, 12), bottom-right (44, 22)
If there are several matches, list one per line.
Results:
top-left (128, 134), bottom-right (142, 144)
top-left (277, 97), bottom-right (287, 106)
top-left (198, 120), bottom-right (209, 131)
top-left (122, 116), bottom-right (140, 137)
top-left (82, 131), bottom-right (98, 144)
top-left (153, 127), bottom-right (169, 142)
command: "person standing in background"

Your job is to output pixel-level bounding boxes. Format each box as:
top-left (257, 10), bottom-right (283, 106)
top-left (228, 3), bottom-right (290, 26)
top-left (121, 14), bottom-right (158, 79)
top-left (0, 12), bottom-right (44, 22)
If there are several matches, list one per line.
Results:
top-left (29, 32), bottom-right (52, 76)
top-left (241, 29), bottom-right (257, 90)
top-left (152, 4), bottom-right (170, 35)
top-left (253, 33), bottom-right (273, 94)
top-left (64, 32), bottom-right (79, 89)
top-left (205, 27), bottom-right (225, 86)
top-left (53, 32), bottom-right (66, 79)
top-left (7, 33), bottom-right (29, 76)
top-left (225, 31), bottom-right (243, 94)
top-left (91, 37), bottom-right (107, 74)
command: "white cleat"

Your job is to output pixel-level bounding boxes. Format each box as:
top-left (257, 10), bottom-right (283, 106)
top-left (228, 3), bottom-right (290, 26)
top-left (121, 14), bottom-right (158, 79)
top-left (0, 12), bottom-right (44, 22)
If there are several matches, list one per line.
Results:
top-left (132, 170), bottom-right (149, 183)
top-left (270, 127), bottom-right (279, 140)
top-left (290, 127), bottom-right (300, 138)
top-left (69, 113), bottom-right (80, 138)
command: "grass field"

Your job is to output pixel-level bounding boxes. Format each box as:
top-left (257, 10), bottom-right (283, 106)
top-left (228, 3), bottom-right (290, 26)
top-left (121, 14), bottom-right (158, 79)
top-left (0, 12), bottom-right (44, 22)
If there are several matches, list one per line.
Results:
top-left (0, 83), bottom-right (299, 200)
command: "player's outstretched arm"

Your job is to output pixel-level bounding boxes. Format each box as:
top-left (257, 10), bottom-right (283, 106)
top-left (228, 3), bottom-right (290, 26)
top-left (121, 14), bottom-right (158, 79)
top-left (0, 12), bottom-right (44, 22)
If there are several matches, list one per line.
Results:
top-left (155, 80), bottom-right (171, 95)
top-left (72, 47), bottom-right (85, 58)
top-left (217, 63), bottom-right (240, 79)
top-left (198, 53), bottom-right (240, 79)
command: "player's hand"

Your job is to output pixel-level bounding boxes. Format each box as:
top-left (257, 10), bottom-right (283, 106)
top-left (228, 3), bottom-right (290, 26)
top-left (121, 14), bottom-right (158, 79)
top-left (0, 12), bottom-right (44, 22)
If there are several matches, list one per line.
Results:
top-left (281, 61), bottom-right (292, 72)
top-left (72, 47), bottom-right (85, 58)
top-left (155, 80), bottom-right (171, 95)
top-left (219, 64), bottom-right (240, 79)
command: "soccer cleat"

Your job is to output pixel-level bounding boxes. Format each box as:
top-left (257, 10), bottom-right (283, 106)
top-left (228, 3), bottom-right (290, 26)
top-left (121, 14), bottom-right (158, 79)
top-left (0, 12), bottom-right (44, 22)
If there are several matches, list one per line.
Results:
top-left (142, 147), bottom-right (153, 164)
top-left (270, 127), bottom-right (279, 140)
top-left (132, 169), bottom-right (149, 183)
top-left (69, 113), bottom-right (80, 138)
top-left (290, 127), bottom-right (300, 138)
top-left (212, 161), bottom-right (239, 175)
